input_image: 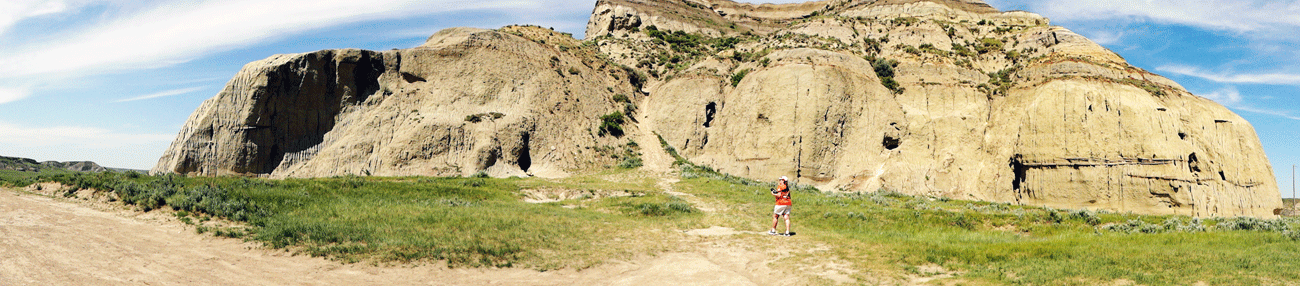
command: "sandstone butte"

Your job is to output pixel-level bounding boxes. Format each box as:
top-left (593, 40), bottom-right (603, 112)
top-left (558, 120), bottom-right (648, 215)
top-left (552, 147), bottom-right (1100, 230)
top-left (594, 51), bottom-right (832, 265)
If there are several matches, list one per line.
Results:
top-left (152, 0), bottom-right (1283, 218)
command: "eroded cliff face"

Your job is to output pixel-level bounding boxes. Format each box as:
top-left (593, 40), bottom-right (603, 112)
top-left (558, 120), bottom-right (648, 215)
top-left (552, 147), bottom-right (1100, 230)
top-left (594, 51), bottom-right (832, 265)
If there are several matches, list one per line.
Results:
top-left (153, 26), bottom-right (642, 178)
top-left (586, 0), bottom-right (1280, 217)
top-left (155, 0), bottom-right (1281, 217)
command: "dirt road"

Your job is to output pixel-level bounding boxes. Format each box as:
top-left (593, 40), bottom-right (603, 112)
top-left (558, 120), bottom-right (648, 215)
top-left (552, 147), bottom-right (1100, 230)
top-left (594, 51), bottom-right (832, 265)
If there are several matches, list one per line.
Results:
top-left (0, 188), bottom-right (795, 285)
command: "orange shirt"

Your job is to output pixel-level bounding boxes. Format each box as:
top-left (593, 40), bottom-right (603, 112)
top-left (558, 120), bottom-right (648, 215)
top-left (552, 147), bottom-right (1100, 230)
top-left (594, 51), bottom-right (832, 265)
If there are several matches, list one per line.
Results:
top-left (775, 181), bottom-right (792, 205)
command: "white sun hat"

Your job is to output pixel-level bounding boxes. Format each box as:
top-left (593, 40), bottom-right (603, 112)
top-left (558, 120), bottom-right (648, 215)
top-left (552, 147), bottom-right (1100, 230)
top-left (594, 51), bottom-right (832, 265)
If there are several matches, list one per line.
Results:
top-left (779, 176), bottom-right (788, 181)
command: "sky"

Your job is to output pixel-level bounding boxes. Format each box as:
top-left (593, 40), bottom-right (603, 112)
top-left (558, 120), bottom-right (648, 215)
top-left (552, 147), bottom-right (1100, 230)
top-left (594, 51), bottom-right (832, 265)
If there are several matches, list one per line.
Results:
top-left (0, 1), bottom-right (1296, 195)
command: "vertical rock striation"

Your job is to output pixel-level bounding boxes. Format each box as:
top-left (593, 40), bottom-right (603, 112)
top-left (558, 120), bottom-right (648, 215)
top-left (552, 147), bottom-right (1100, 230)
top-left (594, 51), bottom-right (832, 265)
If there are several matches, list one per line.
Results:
top-left (588, 0), bottom-right (1280, 217)
top-left (154, 27), bottom-right (642, 178)
top-left (155, 0), bottom-right (1282, 217)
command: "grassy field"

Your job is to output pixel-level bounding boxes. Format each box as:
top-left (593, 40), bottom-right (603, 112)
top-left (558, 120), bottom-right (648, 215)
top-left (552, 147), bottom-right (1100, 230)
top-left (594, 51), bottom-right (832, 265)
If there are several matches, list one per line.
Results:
top-left (4, 167), bottom-right (1300, 284)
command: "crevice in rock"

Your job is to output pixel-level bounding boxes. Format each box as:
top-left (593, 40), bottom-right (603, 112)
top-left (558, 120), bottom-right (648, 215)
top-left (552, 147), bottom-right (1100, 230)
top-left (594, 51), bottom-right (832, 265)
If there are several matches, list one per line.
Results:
top-left (1178, 132), bottom-right (1187, 140)
top-left (1010, 155), bottom-right (1028, 199)
top-left (263, 145), bottom-right (284, 174)
top-left (516, 132), bottom-right (532, 172)
top-left (703, 102), bottom-right (717, 128)
top-left (352, 53), bottom-right (384, 103)
top-left (1188, 152), bottom-right (1200, 173)
top-left (478, 146), bottom-right (501, 171)
top-left (882, 135), bottom-right (900, 150)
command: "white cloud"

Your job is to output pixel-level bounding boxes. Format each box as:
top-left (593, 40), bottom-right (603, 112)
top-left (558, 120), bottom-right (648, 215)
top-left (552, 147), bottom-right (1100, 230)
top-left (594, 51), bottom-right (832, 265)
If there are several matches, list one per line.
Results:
top-left (0, 121), bottom-right (175, 169)
top-left (0, 0), bottom-right (69, 36)
top-left (1082, 30), bottom-right (1124, 46)
top-left (1026, 0), bottom-right (1300, 35)
top-left (1234, 106), bottom-right (1300, 121)
top-left (0, 0), bottom-right (582, 79)
top-left (1158, 65), bottom-right (1300, 86)
top-left (114, 86), bottom-right (204, 102)
top-left (1202, 87), bottom-right (1243, 105)
top-left (1198, 87), bottom-right (1300, 121)
top-left (0, 86), bottom-right (31, 104)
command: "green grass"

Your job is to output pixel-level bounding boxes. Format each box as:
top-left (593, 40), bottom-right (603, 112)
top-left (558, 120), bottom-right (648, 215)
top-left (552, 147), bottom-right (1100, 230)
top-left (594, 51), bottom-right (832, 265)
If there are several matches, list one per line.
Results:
top-left (4, 167), bottom-right (1300, 284)
top-left (671, 165), bottom-right (1300, 284)
top-left (0, 170), bottom-right (693, 269)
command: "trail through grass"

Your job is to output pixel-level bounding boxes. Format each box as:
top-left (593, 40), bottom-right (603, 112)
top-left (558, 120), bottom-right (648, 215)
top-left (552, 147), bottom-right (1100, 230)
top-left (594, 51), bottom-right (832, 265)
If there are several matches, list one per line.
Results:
top-left (4, 168), bottom-right (1300, 284)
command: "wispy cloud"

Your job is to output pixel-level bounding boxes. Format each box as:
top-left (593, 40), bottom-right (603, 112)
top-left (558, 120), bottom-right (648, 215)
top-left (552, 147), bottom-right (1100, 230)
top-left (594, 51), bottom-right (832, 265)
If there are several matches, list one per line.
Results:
top-left (0, 0), bottom-right (599, 105)
top-left (1082, 30), bottom-right (1124, 45)
top-left (1025, 0), bottom-right (1300, 35)
top-left (1199, 87), bottom-right (1300, 120)
top-left (1158, 65), bottom-right (1300, 86)
top-left (1202, 87), bottom-right (1243, 105)
top-left (114, 86), bottom-right (204, 102)
top-left (0, 0), bottom-right (69, 36)
top-left (1234, 106), bottom-right (1300, 121)
top-left (0, 86), bottom-right (30, 104)
top-left (0, 0), bottom-right (551, 78)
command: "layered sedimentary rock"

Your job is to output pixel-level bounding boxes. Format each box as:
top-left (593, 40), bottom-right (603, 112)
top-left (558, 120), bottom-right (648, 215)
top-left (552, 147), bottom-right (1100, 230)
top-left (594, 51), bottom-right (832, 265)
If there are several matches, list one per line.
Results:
top-left (155, 0), bottom-right (1282, 217)
top-left (585, 0), bottom-right (1280, 217)
top-left (153, 26), bottom-right (641, 178)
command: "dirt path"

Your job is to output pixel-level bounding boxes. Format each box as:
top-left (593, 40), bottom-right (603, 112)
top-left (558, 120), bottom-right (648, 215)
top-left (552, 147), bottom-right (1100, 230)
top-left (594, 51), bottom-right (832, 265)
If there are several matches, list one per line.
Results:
top-left (0, 188), bottom-right (806, 285)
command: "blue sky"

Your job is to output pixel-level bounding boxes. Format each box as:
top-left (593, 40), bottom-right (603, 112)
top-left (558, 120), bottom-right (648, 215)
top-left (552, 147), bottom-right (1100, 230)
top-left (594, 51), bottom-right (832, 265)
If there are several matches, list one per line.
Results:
top-left (1, 1), bottom-right (1296, 195)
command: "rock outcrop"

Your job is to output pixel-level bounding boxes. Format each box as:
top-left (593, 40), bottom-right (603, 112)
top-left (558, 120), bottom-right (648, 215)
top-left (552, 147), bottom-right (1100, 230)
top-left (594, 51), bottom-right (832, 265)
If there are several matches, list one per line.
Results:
top-left (153, 26), bottom-right (642, 178)
top-left (1, 156), bottom-right (107, 172)
top-left (155, 0), bottom-right (1282, 217)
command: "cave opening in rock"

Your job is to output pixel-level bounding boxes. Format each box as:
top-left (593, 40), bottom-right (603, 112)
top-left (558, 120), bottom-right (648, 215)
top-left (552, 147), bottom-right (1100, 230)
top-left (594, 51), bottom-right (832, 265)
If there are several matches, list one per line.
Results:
top-left (263, 145), bottom-right (284, 174)
top-left (882, 135), bottom-right (900, 150)
top-left (1010, 155), bottom-right (1028, 192)
top-left (1178, 132), bottom-right (1187, 140)
top-left (703, 102), bottom-right (717, 128)
top-left (517, 132), bottom-right (532, 172)
top-left (480, 147), bottom-right (500, 172)
top-left (1188, 152), bottom-right (1200, 173)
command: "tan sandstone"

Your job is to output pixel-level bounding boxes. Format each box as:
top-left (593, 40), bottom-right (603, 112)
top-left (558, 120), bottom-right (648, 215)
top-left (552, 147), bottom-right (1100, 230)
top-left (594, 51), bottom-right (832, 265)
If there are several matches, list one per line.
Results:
top-left (155, 0), bottom-right (1282, 217)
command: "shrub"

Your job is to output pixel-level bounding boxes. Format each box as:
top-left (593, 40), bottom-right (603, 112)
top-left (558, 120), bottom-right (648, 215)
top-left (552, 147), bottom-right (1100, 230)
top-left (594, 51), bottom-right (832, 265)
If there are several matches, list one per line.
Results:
top-left (730, 68), bottom-right (751, 87)
top-left (617, 157), bottom-right (643, 169)
top-left (951, 43), bottom-right (976, 58)
top-left (870, 57), bottom-right (904, 94)
top-left (1005, 49), bottom-right (1022, 61)
top-left (624, 103), bottom-right (637, 117)
top-left (1217, 217), bottom-right (1289, 232)
top-left (975, 38), bottom-right (1004, 54)
top-left (903, 45), bottom-right (921, 55)
top-left (624, 200), bottom-right (695, 217)
top-left (612, 93), bottom-right (630, 103)
top-left (599, 112), bottom-right (626, 137)
top-left (711, 37), bottom-right (741, 50)
top-left (1069, 209), bottom-right (1101, 226)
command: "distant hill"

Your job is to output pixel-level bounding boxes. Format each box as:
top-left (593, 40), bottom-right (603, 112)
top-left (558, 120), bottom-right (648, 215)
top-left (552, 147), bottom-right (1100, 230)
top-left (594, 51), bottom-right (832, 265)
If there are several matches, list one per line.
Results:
top-left (0, 156), bottom-right (108, 173)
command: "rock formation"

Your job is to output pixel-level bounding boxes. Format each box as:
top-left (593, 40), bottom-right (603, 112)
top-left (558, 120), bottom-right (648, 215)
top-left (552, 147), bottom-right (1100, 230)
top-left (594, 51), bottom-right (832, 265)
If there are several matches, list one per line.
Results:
top-left (154, 0), bottom-right (1283, 217)
top-left (1, 156), bottom-right (107, 172)
top-left (153, 26), bottom-right (642, 178)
